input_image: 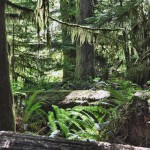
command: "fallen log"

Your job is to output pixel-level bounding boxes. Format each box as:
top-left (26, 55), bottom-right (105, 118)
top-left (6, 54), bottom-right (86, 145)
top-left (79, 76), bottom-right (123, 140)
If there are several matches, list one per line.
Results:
top-left (25, 90), bottom-right (111, 109)
top-left (0, 131), bottom-right (149, 150)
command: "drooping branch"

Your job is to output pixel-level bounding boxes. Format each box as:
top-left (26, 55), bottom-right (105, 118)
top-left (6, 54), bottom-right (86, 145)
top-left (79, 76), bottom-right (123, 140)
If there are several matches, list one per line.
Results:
top-left (6, 0), bottom-right (124, 50)
top-left (6, 0), bottom-right (123, 32)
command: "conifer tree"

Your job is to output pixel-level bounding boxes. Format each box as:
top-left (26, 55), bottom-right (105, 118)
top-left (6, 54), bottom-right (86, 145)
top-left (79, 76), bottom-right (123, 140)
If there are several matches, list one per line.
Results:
top-left (0, 0), bottom-right (15, 131)
top-left (75, 0), bottom-right (95, 79)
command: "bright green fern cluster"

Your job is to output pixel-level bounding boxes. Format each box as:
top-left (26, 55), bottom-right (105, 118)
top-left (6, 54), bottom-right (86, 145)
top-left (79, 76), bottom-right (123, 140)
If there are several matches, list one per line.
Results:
top-left (23, 90), bottom-right (47, 131)
top-left (48, 105), bottom-right (109, 141)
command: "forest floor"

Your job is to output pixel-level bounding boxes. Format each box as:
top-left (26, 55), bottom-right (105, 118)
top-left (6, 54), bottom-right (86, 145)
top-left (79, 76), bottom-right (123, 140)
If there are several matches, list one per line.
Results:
top-left (15, 80), bottom-right (150, 148)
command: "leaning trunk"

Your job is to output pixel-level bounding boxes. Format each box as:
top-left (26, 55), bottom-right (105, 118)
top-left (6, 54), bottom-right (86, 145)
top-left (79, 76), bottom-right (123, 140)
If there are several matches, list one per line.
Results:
top-left (0, 1), bottom-right (15, 131)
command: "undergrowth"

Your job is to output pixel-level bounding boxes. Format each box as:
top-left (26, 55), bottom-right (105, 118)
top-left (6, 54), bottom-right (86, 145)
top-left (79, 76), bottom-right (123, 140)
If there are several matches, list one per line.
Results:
top-left (48, 105), bottom-right (108, 141)
top-left (23, 90), bottom-right (47, 132)
top-left (15, 78), bottom-right (141, 141)
top-left (47, 79), bottom-right (141, 141)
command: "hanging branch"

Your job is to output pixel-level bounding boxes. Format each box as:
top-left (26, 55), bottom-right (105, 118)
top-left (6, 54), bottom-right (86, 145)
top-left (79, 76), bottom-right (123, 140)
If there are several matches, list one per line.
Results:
top-left (6, 0), bottom-right (124, 46)
top-left (35, 0), bottom-right (51, 47)
top-left (6, 0), bottom-right (123, 32)
top-left (49, 16), bottom-right (124, 32)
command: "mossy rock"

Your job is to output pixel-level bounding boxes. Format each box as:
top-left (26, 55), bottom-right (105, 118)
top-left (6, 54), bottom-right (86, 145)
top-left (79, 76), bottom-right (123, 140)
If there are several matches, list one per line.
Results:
top-left (134, 91), bottom-right (150, 101)
top-left (34, 90), bottom-right (71, 105)
top-left (31, 90), bottom-right (110, 110)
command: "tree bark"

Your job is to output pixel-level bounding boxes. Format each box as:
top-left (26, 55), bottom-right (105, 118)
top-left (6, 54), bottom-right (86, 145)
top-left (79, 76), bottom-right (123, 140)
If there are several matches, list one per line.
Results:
top-left (60, 0), bottom-right (76, 80)
top-left (75, 0), bottom-right (95, 80)
top-left (0, 0), bottom-right (15, 131)
top-left (125, 1), bottom-right (150, 85)
top-left (0, 131), bottom-right (149, 150)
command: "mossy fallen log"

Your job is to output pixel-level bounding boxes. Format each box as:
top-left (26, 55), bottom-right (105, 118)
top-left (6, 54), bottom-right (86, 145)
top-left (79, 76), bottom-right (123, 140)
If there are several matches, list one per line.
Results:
top-left (0, 131), bottom-right (149, 150)
top-left (32, 90), bottom-right (111, 109)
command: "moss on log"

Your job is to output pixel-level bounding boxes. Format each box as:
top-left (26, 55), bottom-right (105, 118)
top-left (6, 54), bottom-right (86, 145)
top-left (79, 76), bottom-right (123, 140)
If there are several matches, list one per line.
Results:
top-left (0, 131), bottom-right (149, 150)
top-left (32, 90), bottom-right (110, 109)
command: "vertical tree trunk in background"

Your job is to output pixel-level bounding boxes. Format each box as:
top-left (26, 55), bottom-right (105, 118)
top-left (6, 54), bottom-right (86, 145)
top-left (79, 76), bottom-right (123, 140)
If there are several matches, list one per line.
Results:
top-left (60, 0), bottom-right (76, 80)
top-left (75, 0), bottom-right (95, 80)
top-left (0, 1), bottom-right (15, 131)
top-left (11, 23), bottom-right (16, 81)
top-left (126, 1), bottom-right (150, 85)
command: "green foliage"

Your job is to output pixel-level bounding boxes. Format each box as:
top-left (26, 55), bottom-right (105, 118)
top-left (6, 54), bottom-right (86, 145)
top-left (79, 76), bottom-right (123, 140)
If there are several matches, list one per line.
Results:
top-left (6, 0), bottom-right (150, 88)
top-left (23, 90), bottom-right (47, 131)
top-left (48, 105), bottom-right (108, 140)
top-left (62, 78), bottom-right (94, 90)
top-left (11, 81), bottom-right (24, 92)
top-left (61, 78), bottom-right (141, 93)
top-left (100, 80), bottom-right (141, 136)
top-left (147, 81), bottom-right (150, 85)
top-left (108, 79), bottom-right (141, 105)
top-left (47, 79), bottom-right (141, 140)
top-left (5, 0), bottom-right (150, 143)
top-left (95, 0), bottom-right (143, 27)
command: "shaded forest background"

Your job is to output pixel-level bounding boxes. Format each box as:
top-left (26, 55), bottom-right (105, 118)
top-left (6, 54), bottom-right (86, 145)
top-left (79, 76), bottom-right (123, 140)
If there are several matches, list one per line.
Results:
top-left (0, 0), bottom-right (150, 147)
top-left (6, 0), bottom-right (150, 87)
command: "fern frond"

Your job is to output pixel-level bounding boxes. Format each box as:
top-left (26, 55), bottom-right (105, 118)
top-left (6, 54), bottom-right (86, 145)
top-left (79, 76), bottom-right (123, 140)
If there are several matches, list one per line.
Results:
top-left (25, 90), bottom-right (43, 109)
top-left (48, 111), bottom-right (57, 132)
top-left (56, 121), bottom-right (70, 138)
top-left (24, 102), bottom-right (42, 123)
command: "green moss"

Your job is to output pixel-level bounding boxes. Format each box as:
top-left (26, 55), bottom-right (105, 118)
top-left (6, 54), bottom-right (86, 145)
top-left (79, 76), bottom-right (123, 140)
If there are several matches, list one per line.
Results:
top-left (32, 90), bottom-right (72, 105)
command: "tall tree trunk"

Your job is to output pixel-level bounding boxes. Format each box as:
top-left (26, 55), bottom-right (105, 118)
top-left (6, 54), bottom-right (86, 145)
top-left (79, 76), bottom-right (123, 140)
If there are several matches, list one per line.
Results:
top-left (60, 0), bottom-right (76, 80)
top-left (0, 1), bottom-right (15, 131)
top-left (75, 0), bottom-right (95, 80)
top-left (126, 1), bottom-right (150, 85)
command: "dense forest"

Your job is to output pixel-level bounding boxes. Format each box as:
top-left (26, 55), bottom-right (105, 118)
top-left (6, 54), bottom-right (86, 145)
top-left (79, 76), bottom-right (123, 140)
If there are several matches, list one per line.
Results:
top-left (0, 0), bottom-right (150, 148)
